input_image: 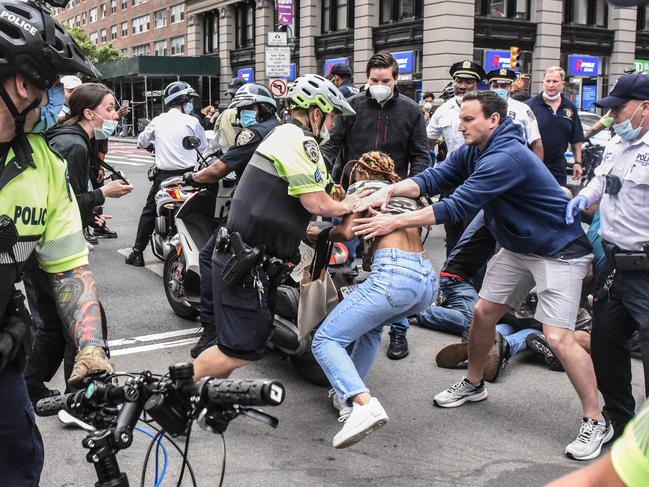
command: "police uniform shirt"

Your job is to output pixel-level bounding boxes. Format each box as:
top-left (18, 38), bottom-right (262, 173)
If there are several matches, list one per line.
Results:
top-left (220, 117), bottom-right (281, 179)
top-left (0, 135), bottom-right (88, 315)
top-left (427, 97), bottom-right (465, 156)
top-left (579, 131), bottom-right (649, 252)
top-left (137, 107), bottom-right (208, 171)
top-left (226, 122), bottom-right (332, 260)
top-left (526, 94), bottom-right (584, 176)
top-left (507, 97), bottom-right (541, 145)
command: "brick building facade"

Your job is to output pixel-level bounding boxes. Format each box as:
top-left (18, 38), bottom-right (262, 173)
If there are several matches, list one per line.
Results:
top-left (52, 0), bottom-right (189, 59)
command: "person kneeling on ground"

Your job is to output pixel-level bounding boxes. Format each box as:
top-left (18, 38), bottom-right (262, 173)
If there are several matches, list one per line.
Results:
top-left (311, 151), bottom-right (438, 449)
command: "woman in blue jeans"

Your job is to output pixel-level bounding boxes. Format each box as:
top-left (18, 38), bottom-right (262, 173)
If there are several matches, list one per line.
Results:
top-left (312, 152), bottom-right (438, 449)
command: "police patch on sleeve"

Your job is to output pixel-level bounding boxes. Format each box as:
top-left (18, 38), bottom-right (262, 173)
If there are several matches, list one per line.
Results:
top-left (303, 140), bottom-right (321, 163)
top-left (527, 108), bottom-right (536, 121)
top-left (236, 128), bottom-right (256, 146)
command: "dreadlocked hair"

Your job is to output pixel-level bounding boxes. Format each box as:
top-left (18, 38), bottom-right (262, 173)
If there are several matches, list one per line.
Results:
top-left (341, 151), bottom-right (401, 191)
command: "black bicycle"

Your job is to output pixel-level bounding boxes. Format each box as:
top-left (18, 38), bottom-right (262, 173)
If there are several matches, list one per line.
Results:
top-left (35, 362), bottom-right (285, 487)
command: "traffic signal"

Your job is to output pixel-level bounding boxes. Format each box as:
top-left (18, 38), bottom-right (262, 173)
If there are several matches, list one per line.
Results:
top-left (510, 46), bottom-right (521, 71)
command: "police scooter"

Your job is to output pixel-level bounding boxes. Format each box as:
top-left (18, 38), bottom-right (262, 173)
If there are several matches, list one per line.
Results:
top-left (163, 136), bottom-right (236, 319)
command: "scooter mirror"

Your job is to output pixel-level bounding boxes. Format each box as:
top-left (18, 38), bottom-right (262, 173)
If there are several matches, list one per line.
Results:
top-left (182, 136), bottom-right (201, 150)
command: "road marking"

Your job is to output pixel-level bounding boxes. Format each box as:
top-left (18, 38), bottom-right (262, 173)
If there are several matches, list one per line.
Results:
top-left (111, 337), bottom-right (198, 356)
top-left (108, 328), bottom-right (200, 347)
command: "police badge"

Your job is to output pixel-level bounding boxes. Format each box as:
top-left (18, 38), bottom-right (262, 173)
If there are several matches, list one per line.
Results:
top-left (303, 140), bottom-right (320, 163)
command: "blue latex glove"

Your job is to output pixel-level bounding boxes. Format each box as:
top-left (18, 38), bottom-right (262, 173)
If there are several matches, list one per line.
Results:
top-left (565, 195), bottom-right (589, 224)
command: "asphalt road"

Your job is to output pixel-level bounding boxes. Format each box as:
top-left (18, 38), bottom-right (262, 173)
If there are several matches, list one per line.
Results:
top-left (36, 141), bottom-right (646, 487)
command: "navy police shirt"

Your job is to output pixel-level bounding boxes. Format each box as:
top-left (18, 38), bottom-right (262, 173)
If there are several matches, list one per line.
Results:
top-left (526, 94), bottom-right (584, 183)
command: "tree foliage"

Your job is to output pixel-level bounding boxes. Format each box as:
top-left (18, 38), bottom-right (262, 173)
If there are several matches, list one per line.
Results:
top-left (63, 24), bottom-right (122, 66)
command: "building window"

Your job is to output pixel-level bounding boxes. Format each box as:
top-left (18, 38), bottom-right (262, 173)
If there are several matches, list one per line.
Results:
top-left (379, 0), bottom-right (422, 23)
top-left (101, 28), bottom-right (107, 43)
top-left (110, 0), bottom-right (116, 14)
top-left (133, 44), bottom-right (150, 56)
top-left (154, 9), bottom-right (167, 28)
top-left (100, 3), bottom-right (106, 18)
top-left (132, 0), bottom-right (148, 5)
top-left (120, 48), bottom-right (128, 58)
top-left (132, 14), bottom-right (150, 34)
top-left (203, 10), bottom-right (219, 54)
top-left (75, 14), bottom-right (80, 27)
top-left (154, 40), bottom-right (167, 56)
top-left (322, 0), bottom-right (354, 32)
top-left (89, 32), bottom-right (98, 44)
top-left (170, 35), bottom-right (185, 55)
top-left (638, 6), bottom-right (649, 31)
top-left (474, 0), bottom-right (530, 20)
top-left (235, 1), bottom-right (255, 48)
top-left (564, 0), bottom-right (608, 27)
top-left (89, 7), bottom-right (97, 23)
top-left (121, 0), bottom-right (127, 10)
top-left (121, 21), bottom-right (128, 36)
top-left (170, 4), bottom-right (185, 23)
top-left (111, 25), bottom-right (117, 40)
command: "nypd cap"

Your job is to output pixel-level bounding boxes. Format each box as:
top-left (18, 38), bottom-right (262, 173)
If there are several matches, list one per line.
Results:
top-left (450, 60), bottom-right (486, 82)
top-left (595, 73), bottom-right (649, 108)
top-left (486, 68), bottom-right (517, 84)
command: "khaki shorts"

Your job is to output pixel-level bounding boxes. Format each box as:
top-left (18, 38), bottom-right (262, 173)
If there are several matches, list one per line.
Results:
top-left (479, 248), bottom-right (593, 329)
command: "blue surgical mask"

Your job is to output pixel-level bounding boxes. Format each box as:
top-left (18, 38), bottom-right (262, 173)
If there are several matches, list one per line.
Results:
top-left (183, 102), bottom-right (194, 115)
top-left (613, 103), bottom-right (644, 141)
top-left (240, 109), bottom-right (257, 127)
top-left (92, 111), bottom-right (118, 140)
top-left (494, 88), bottom-right (509, 101)
top-left (32, 83), bottom-right (66, 133)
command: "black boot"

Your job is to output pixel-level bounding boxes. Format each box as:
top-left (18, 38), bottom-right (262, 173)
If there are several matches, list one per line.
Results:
top-left (94, 224), bottom-right (118, 238)
top-left (125, 249), bottom-right (145, 267)
top-left (387, 332), bottom-right (409, 360)
top-left (191, 328), bottom-right (218, 358)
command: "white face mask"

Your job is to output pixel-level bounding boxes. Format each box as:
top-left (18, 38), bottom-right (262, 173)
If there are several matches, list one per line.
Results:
top-left (423, 102), bottom-right (433, 111)
top-left (543, 91), bottom-right (561, 101)
top-left (318, 123), bottom-right (330, 145)
top-left (369, 84), bottom-right (392, 104)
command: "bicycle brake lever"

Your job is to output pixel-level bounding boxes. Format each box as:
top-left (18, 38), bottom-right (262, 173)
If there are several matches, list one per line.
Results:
top-left (238, 407), bottom-right (279, 429)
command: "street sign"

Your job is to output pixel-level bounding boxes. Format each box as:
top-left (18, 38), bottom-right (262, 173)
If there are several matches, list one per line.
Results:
top-left (145, 90), bottom-right (163, 97)
top-left (266, 46), bottom-right (291, 78)
top-left (268, 32), bottom-right (288, 46)
top-left (270, 79), bottom-right (288, 98)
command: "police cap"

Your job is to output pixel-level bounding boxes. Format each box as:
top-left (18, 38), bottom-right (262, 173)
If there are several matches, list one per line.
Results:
top-left (596, 73), bottom-right (649, 108)
top-left (486, 68), bottom-right (516, 84)
top-left (227, 77), bottom-right (247, 95)
top-left (450, 60), bottom-right (486, 82)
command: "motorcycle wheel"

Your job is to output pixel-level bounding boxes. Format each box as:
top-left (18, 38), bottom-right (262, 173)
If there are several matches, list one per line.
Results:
top-left (163, 251), bottom-right (199, 320)
top-left (289, 331), bottom-right (330, 387)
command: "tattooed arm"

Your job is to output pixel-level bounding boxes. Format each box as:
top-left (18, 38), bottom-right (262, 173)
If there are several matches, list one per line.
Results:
top-left (50, 265), bottom-right (112, 382)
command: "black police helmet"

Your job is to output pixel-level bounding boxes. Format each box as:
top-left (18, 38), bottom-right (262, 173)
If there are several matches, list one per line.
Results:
top-left (228, 83), bottom-right (277, 111)
top-left (163, 81), bottom-right (199, 107)
top-left (0, 0), bottom-right (101, 89)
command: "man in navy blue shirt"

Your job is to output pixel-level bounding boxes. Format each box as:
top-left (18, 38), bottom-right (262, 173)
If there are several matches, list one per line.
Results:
top-left (527, 66), bottom-right (585, 186)
top-left (352, 90), bottom-right (612, 461)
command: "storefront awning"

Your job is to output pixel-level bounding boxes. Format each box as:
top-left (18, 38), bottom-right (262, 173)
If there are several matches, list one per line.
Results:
top-left (95, 55), bottom-right (219, 80)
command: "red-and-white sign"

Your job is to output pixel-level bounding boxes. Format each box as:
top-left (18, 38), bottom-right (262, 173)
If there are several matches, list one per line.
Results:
top-left (270, 79), bottom-right (288, 98)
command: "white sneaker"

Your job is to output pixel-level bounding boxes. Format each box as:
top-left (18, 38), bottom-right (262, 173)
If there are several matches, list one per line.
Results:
top-left (328, 388), bottom-right (352, 422)
top-left (565, 416), bottom-right (614, 461)
top-left (332, 397), bottom-right (388, 449)
top-left (58, 410), bottom-right (95, 432)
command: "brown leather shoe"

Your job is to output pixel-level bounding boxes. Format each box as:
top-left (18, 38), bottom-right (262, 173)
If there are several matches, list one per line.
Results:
top-left (483, 333), bottom-right (509, 383)
top-left (435, 342), bottom-right (469, 369)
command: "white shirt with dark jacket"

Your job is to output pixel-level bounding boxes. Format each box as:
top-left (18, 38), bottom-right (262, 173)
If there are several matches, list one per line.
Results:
top-left (137, 107), bottom-right (207, 171)
top-left (322, 88), bottom-right (430, 180)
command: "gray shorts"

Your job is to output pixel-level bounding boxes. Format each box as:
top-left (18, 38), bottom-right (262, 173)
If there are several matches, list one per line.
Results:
top-left (479, 248), bottom-right (593, 330)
